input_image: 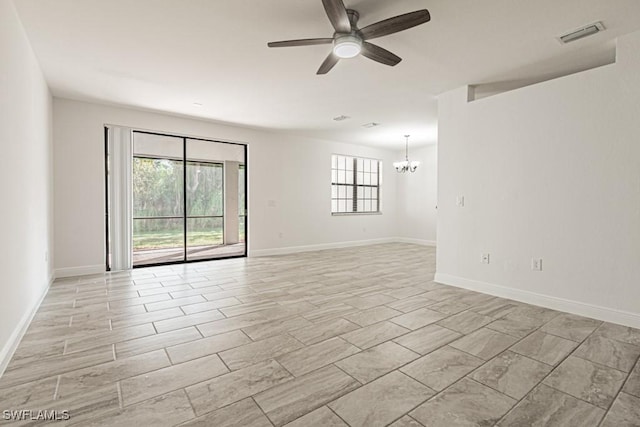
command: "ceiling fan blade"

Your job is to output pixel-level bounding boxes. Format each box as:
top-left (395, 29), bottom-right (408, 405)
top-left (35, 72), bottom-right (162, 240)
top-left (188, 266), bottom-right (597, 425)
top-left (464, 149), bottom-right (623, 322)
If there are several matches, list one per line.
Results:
top-left (361, 42), bottom-right (402, 66)
top-left (268, 38), bottom-right (334, 48)
top-left (360, 9), bottom-right (431, 40)
top-left (317, 52), bottom-right (340, 74)
top-left (322, 0), bottom-right (351, 33)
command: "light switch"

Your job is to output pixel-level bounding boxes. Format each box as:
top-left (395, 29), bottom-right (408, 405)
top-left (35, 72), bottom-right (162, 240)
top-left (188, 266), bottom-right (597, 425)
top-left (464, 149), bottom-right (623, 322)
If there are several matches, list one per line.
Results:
top-left (456, 196), bottom-right (465, 207)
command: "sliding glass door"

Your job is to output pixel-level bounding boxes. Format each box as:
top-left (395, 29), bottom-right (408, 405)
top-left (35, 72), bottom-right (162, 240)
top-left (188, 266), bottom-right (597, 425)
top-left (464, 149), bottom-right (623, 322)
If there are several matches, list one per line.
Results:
top-left (128, 131), bottom-right (246, 267)
top-left (186, 140), bottom-right (224, 261)
top-left (132, 134), bottom-right (184, 266)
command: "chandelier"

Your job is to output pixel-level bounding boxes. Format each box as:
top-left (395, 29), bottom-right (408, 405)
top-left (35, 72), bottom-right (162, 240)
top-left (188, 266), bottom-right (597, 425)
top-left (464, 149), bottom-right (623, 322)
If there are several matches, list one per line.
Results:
top-left (393, 135), bottom-right (420, 173)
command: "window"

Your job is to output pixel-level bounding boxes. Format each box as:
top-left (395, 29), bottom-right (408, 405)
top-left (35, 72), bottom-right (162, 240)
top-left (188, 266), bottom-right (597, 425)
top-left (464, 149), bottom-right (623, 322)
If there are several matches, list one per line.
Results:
top-left (331, 154), bottom-right (381, 214)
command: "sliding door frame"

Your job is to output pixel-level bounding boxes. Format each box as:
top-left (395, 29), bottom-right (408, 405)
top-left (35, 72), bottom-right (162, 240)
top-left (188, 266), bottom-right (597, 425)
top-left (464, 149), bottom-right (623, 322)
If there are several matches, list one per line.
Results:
top-left (105, 129), bottom-right (248, 270)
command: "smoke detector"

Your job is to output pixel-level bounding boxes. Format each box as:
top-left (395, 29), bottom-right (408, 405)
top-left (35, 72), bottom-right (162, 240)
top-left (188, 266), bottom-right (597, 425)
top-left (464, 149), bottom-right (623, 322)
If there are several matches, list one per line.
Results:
top-left (558, 22), bottom-right (605, 44)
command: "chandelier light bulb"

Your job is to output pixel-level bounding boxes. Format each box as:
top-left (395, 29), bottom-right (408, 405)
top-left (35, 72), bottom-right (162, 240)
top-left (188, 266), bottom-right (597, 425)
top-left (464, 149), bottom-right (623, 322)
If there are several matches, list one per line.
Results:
top-left (395, 135), bottom-right (419, 173)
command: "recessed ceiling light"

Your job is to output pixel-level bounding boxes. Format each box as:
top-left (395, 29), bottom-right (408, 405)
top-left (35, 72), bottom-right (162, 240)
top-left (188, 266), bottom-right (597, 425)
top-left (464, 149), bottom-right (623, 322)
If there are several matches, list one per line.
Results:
top-left (362, 122), bottom-right (381, 128)
top-left (333, 115), bottom-right (350, 121)
top-left (558, 22), bottom-right (605, 44)
top-left (193, 102), bottom-right (203, 107)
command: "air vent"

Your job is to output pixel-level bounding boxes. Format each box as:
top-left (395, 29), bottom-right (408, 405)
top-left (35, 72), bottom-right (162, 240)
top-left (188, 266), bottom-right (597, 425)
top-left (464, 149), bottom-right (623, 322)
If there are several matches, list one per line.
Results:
top-left (559, 22), bottom-right (605, 44)
top-left (362, 122), bottom-right (381, 128)
top-left (333, 115), bottom-right (350, 121)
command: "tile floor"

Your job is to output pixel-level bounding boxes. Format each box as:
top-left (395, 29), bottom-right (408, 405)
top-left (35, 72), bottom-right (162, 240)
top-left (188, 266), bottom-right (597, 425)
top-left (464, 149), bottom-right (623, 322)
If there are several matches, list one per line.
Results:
top-left (1, 243), bottom-right (639, 426)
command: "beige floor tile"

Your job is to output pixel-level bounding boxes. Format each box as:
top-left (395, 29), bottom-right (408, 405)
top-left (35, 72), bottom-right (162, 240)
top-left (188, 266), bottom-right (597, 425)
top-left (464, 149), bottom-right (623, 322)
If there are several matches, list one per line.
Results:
top-left (115, 327), bottom-right (201, 358)
top-left (4, 244), bottom-right (635, 426)
top-left (540, 313), bottom-right (603, 342)
top-left (411, 378), bottom-right (515, 427)
top-left (336, 341), bottom-right (419, 383)
top-left (58, 349), bottom-right (171, 398)
top-left (427, 299), bottom-right (471, 315)
top-left (449, 328), bottom-right (518, 360)
top-left (401, 346), bottom-right (483, 391)
top-left (470, 351), bottom-right (552, 399)
top-left (386, 296), bottom-right (435, 314)
top-left (144, 295), bottom-right (206, 312)
top-left (573, 334), bottom-right (640, 372)
top-left (329, 371), bottom-right (434, 427)
top-left (31, 385), bottom-right (120, 426)
top-left (179, 398), bottom-right (272, 427)
top-left (121, 354), bottom-right (228, 405)
top-left (108, 293), bottom-right (172, 309)
top-left (110, 307), bottom-right (185, 329)
top-left (276, 337), bottom-right (360, 376)
top-left (600, 392), bottom-right (640, 427)
top-left (0, 377), bottom-right (57, 408)
top-left (153, 309), bottom-right (225, 333)
top-left (1, 345), bottom-right (114, 389)
top-left (344, 306), bottom-right (403, 327)
top-left (436, 310), bottom-right (494, 334)
top-left (166, 330), bottom-right (251, 364)
top-left (498, 384), bottom-right (605, 427)
top-left (394, 324), bottom-right (462, 355)
top-left (220, 301), bottom-right (280, 318)
top-left (391, 308), bottom-right (447, 330)
top-left (388, 415), bottom-right (424, 427)
top-left (470, 298), bottom-right (520, 318)
top-left (341, 321), bottom-right (410, 349)
top-left (284, 406), bottom-right (347, 427)
top-left (180, 297), bottom-right (241, 315)
top-left (595, 322), bottom-right (640, 346)
top-left (623, 362), bottom-right (640, 397)
top-left (302, 303), bottom-right (359, 323)
top-left (343, 294), bottom-right (397, 310)
top-left (255, 365), bottom-right (359, 426)
top-left (511, 330), bottom-right (579, 366)
top-left (186, 359), bottom-right (293, 416)
top-left (78, 389), bottom-right (194, 427)
top-left (543, 356), bottom-right (627, 408)
top-left (289, 318), bottom-right (359, 345)
top-left (486, 313), bottom-right (542, 338)
top-left (64, 323), bottom-right (156, 354)
top-left (6, 340), bottom-right (66, 369)
top-left (242, 316), bottom-right (314, 341)
top-left (220, 334), bottom-right (304, 370)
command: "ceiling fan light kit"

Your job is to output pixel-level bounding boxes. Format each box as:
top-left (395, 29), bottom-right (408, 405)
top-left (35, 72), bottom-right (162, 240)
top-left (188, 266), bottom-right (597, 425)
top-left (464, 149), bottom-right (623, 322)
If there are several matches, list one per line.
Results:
top-left (267, 0), bottom-right (431, 74)
top-left (333, 35), bottom-right (362, 58)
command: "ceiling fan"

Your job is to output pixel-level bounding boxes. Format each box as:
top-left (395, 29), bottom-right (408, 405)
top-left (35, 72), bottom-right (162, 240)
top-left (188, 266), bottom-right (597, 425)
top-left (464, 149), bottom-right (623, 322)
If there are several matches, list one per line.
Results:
top-left (267, 0), bottom-right (431, 74)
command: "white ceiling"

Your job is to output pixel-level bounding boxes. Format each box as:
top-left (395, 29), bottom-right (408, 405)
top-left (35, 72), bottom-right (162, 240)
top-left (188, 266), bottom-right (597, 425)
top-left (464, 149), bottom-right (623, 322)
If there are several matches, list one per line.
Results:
top-left (13, 0), bottom-right (640, 149)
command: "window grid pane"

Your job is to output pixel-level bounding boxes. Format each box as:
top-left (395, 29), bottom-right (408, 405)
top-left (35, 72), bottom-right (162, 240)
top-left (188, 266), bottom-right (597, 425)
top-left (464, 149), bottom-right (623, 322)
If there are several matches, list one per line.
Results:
top-left (331, 154), bottom-right (381, 214)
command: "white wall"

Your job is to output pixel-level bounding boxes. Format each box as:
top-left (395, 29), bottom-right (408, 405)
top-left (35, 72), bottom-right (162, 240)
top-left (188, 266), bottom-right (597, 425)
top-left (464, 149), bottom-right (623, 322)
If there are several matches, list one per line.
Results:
top-left (0, 0), bottom-right (53, 372)
top-left (396, 145), bottom-right (438, 245)
top-left (436, 31), bottom-right (640, 327)
top-left (53, 99), bottom-right (401, 273)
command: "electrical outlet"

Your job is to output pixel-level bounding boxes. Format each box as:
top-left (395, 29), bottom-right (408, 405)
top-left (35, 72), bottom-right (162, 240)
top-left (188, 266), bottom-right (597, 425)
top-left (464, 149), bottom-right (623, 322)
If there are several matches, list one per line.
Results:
top-left (531, 258), bottom-right (543, 271)
top-left (481, 253), bottom-right (490, 264)
top-left (456, 196), bottom-right (465, 207)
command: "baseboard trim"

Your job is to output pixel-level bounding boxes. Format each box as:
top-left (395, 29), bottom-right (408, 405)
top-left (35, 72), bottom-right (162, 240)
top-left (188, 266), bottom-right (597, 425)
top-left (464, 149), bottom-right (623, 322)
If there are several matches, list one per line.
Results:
top-left (55, 264), bottom-right (105, 278)
top-left (434, 273), bottom-right (640, 329)
top-left (250, 238), bottom-right (399, 257)
top-left (0, 273), bottom-right (54, 378)
top-left (395, 238), bottom-right (437, 247)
